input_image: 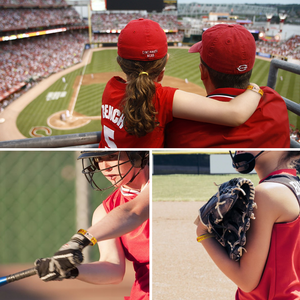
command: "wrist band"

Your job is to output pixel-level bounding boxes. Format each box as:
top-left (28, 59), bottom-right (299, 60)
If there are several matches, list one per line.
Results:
top-left (78, 229), bottom-right (97, 246)
top-left (247, 84), bottom-right (264, 97)
top-left (197, 233), bottom-right (214, 243)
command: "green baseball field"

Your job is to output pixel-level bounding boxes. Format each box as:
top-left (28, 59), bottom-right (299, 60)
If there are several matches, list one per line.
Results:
top-left (15, 48), bottom-right (300, 138)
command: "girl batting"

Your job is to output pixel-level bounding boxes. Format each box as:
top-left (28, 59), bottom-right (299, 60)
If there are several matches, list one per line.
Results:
top-left (196, 151), bottom-right (300, 299)
top-left (99, 18), bottom-right (263, 148)
top-left (35, 151), bottom-right (150, 300)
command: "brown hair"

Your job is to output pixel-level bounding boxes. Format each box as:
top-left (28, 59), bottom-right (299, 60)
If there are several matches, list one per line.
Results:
top-left (281, 151), bottom-right (300, 170)
top-left (117, 55), bottom-right (168, 137)
top-left (201, 58), bottom-right (252, 89)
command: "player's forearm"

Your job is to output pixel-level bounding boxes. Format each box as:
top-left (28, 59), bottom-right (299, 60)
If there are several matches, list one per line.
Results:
top-left (199, 237), bottom-right (259, 292)
top-left (87, 185), bottom-right (149, 241)
top-left (76, 261), bottom-right (125, 285)
top-left (87, 207), bottom-right (145, 240)
top-left (196, 221), bottom-right (259, 292)
top-left (228, 87), bottom-right (262, 126)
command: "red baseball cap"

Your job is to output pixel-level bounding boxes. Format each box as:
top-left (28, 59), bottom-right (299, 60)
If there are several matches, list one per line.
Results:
top-left (117, 18), bottom-right (168, 61)
top-left (189, 24), bottom-right (256, 74)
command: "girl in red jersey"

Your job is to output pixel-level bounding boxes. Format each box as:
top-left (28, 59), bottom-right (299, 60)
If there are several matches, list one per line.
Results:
top-left (35, 151), bottom-right (150, 300)
top-left (99, 18), bottom-right (263, 148)
top-left (196, 151), bottom-right (300, 299)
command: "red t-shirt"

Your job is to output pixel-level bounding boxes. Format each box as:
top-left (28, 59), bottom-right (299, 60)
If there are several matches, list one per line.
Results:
top-left (99, 76), bottom-right (176, 148)
top-left (165, 86), bottom-right (290, 148)
top-left (102, 185), bottom-right (149, 300)
top-left (236, 169), bottom-right (300, 299)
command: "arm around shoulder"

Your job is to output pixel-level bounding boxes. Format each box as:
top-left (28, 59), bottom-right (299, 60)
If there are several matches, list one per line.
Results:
top-left (172, 84), bottom-right (262, 127)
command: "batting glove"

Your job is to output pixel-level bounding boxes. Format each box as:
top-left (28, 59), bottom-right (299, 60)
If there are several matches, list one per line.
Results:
top-left (35, 256), bottom-right (80, 281)
top-left (35, 229), bottom-right (97, 282)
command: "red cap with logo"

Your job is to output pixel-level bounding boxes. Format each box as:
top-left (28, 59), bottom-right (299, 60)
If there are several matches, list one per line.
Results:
top-left (117, 18), bottom-right (168, 61)
top-left (189, 24), bottom-right (256, 74)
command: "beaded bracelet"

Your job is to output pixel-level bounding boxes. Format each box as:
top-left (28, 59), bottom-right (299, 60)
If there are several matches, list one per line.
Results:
top-left (197, 233), bottom-right (214, 243)
top-left (247, 83), bottom-right (264, 97)
top-left (78, 229), bottom-right (98, 246)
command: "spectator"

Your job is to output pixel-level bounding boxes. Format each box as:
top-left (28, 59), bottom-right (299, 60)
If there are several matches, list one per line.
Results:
top-left (165, 24), bottom-right (290, 148)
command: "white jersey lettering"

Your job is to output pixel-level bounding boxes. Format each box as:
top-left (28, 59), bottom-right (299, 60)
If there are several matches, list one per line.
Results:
top-left (290, 181), bottom-right (300, 196)
top-left (102, 104), bottom-right (124, 129)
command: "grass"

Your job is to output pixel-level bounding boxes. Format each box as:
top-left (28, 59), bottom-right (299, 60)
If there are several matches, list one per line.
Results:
top-left (16, 48), bottom-right (300, 138)
top-left (152, 173), bottom-right (260, 202)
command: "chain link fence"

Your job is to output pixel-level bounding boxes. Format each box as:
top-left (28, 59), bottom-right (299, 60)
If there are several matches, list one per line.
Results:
top-left (0, 150), bottom-right (113, 264)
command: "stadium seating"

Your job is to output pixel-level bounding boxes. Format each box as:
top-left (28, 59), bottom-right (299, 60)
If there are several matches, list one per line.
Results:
top-left (0, 32), bottom-right (88, 104)
top-left (0, 0), bottom-right (68, 8)
top-left (0, 7), bottom-right (86, 31)
top-left (91, 12), bottom-right (179, 33)
top-left (256, 35), bottom-right (300, 60)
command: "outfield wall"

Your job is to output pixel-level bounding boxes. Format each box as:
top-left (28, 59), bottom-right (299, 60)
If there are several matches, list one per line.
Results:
top-left (153, 153), bottom-right (254, 175)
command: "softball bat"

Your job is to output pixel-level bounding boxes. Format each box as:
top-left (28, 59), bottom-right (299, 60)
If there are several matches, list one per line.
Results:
top-left (0, 267), bottom-right (37, 287)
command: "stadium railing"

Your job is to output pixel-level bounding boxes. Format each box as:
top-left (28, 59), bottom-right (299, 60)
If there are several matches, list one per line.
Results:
top-left (267, 59), bottom-right (300, 148)
top-left (0, 59), bottom-right (299, 148)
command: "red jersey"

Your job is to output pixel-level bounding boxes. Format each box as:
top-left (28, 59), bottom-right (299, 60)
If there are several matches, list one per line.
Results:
top-left (102, 185), bottom-right (149, 300)
top-left (165, 86), bottom-right (290, 148)
top-left (99, 76), bottom-right (176, 148)
top-left (236, 169), bottom-right (300, 299)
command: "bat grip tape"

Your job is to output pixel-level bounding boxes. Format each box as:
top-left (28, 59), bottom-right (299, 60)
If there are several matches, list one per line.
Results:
top-left (6, 267), bottom-right (37, 283)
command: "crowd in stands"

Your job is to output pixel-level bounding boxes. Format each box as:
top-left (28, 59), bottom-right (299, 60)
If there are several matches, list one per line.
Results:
top-left (92, 12), bottom-right (145, 32)
top-left (0, 82), bottom-right (34, 113)
top-left (290, 126), bottom-right (300, 143)
top-left (149, 13), bottom-right (178, 31)
top-left (0, 7), bottom-right (85, 31)
top-left (92, 32), bottom-right (183, 43)
top-left (256, 35), bottom-right (300, 60)
top-left (92, 12), bottom-right (179, 33)
top-left (0, 0), bottom-right (68, 8)
top-left (0, 32), bottom-right (88, 99)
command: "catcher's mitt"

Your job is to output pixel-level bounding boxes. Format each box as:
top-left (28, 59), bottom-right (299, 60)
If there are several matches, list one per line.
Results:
top-left (198, 177), bottom-right (256, 261)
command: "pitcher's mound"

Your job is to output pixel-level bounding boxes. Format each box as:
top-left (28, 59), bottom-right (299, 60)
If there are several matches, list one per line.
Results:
top-left (47, 111), bottom-right (91, 130)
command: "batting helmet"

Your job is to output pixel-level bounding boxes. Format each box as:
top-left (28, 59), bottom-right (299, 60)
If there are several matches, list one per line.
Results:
top-left (77, 151), bottom-right (149, 191)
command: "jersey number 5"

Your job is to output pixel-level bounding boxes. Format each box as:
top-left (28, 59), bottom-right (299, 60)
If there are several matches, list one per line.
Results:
top-left (103, 125), bottom-right (117, 148)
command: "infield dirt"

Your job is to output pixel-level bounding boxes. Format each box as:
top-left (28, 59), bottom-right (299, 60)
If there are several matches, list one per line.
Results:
top-left (153, 201), bottom-right (237, 300)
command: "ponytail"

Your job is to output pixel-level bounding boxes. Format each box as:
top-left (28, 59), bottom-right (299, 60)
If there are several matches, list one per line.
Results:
top-left (117, 55), bottom-right (168, 137)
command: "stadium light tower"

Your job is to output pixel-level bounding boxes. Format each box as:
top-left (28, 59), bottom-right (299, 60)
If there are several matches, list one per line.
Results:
top-left (89, 0), bottom-right (107, 44)
top-left (265, 13), bottom-right (273, 32)
top-left (279, 13), bottom-right (287, 33)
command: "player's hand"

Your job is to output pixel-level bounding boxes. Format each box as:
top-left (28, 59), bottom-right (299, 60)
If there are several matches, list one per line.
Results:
top-left (35, 255), bottom-right (80, 281)
top-left (194, 215), bottom-right (208, 237)
top-left (34, 257), bottom-right (78, 282)
top-left (34, 241), bottom-right (83, 281)
top-left (35, 245), bottom-right (83, 281)
top-left (35, 229), bottom-right (97, 282)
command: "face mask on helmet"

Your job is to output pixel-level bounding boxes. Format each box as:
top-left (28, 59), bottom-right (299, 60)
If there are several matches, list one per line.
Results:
top-left (230, 151), bottom-right (264, 174)
top-left (77, 151), bottom-right (149, 191)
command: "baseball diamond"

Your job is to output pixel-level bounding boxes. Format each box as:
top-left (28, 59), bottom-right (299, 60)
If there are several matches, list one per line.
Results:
top-left (0, 47), bottom-right (299, 141)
